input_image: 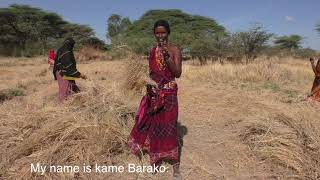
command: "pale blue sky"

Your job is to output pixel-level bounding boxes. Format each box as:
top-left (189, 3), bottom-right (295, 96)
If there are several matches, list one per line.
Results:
top-left (1, 0), bottom-right (319, 50)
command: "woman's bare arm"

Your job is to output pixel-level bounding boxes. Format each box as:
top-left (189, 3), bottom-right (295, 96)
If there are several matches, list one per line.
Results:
top-left (164, 45), bottom-right (182, 78)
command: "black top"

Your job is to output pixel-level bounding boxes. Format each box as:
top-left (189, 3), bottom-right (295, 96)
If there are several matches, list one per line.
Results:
top-left (53, 38), bottom-right (81, 80)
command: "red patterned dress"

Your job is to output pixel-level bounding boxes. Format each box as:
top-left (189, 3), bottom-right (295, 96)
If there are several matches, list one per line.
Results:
top-left (128, 46), bottom-right (179, 166)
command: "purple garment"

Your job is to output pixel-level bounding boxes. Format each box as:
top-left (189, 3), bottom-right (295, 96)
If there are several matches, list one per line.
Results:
top-left (56, 71), bottom-right (79, 103)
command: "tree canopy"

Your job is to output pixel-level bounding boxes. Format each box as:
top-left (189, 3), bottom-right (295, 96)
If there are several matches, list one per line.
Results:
top-left (230, 24), bottom-right (273, 63)
top-left (107, 14), bottom-right (131, 47)
top-left (124, 9), bottom-right (226, 55)
top-left (1, 5), bottom-right (317, 60)
top-left (0, 4), bottom-right (104, 56)
top-left (106, 10), bottom-right (314, 61)
top-left (274, 35), bottom-right (303, 51)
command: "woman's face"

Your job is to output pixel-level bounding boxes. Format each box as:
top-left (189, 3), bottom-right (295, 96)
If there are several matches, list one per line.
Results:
top-left (154, 26), bottom-right (168, 44)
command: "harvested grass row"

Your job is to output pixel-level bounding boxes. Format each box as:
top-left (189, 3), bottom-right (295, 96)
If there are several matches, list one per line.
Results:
top-left (240, 103), bottom-right (320, 179)
top-left (0, 82), bottom-right (135, 179)
top-left (186, 56), bottom-right (320, 178)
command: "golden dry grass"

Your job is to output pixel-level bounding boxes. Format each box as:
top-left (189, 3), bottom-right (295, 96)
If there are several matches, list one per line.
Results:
top-left (75, 47), bottom-right (111, 62)
top-left (0, 55), bottom-right (320, 179)
top-left (183, 57), bottom-right (320, 179)
top-left (0, 57), bottom-right (141, 179)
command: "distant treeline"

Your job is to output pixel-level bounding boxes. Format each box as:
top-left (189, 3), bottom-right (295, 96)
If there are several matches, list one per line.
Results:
top-left (107, 9), bottom-right (320, 63)
top-left (0, 4), bottom-right (106, 57)
top-left (1, 5), bottom-right (319, 60)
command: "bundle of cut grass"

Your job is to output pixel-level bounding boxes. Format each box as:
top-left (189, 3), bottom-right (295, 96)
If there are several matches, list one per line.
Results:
top-left (124, 56), bottom-right (149, 94)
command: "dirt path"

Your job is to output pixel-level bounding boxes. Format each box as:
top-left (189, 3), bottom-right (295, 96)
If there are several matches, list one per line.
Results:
top-left (176, 80), bottom-right (277, 180)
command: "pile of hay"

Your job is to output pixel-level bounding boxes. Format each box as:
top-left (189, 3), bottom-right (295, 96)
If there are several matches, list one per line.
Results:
top-left (123, 55), bottom-right (149, 94)
top-left (240, 105), bottom-right (320, 179)
top-left (0, 83), bottom-right (136, 179)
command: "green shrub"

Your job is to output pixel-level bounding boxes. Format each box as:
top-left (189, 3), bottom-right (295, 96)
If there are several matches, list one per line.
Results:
top-left (7, 88), bottom-right (26, 97)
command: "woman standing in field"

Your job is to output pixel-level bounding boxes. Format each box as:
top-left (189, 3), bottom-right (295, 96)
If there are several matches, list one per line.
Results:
top-left (53, 38), bottom-right (86, 103)
top-left (128, 20), bottom-right (182, 179)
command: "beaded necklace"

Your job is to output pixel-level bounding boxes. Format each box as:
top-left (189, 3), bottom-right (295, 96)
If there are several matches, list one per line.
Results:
top-left (155, 46), bottom-right (167, 71)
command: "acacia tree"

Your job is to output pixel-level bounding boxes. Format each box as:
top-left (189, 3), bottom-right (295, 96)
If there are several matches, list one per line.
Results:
top-left (0, 4), bottom-right (103, 56)
top-left (0, 9), bottom-right (18, 55)
top-left (0, 5), bottom-right (41, 56)
top-left (190, 35), bottom-right (213, 65)
top-left (124, 9), bottom-right (226, 56)
top-left (36, 12), bottom-right (66, 54)
top-left (211, 32), bottom-right (230, 64)
top-left (274, 35), bottom-right (303, 53)
top-left (107, 14), bottom-right (131, 47)
top-left (230, 24), bottom-right (273, 64)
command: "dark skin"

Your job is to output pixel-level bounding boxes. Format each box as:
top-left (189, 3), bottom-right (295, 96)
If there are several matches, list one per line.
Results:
top-left (154, 26), bottom-right (182, 78)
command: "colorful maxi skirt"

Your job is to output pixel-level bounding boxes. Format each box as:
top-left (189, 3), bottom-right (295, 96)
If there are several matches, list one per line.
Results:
top-left (128, 82), bottom-right (179, 165)
top-left (56, 71), bottom-right (79, 103)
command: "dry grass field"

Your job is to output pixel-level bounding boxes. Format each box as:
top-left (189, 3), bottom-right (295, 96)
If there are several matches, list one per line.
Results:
top-left (1, 54), bottom-right (320, 179)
